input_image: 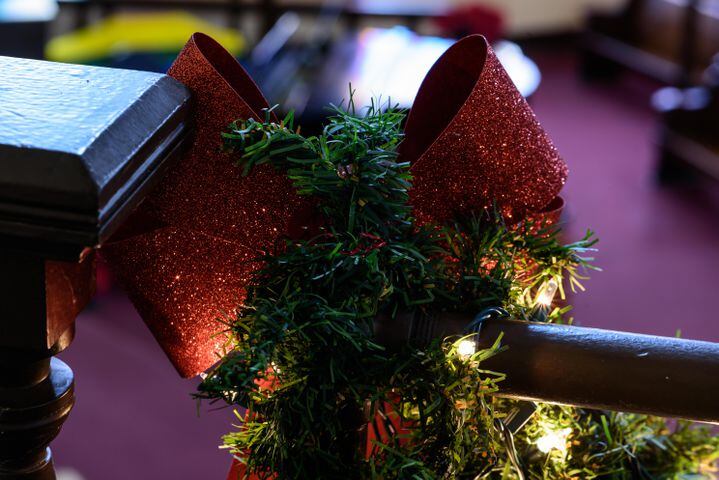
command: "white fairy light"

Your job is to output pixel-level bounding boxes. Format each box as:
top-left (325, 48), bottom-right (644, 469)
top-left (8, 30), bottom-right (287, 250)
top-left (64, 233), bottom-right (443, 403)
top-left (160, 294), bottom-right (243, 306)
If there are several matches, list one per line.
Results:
top-left (536, 278), bottom-right (559, 307)
top-left (535, 427), bottom-right (572, 454)
top-left (456, 339), bottom-right (477, 359)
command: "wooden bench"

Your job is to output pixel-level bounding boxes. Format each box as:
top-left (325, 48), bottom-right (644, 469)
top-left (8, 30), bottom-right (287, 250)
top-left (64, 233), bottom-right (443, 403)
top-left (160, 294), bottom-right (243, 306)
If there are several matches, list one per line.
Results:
top-left (655, 55), bottom-right (719, 182)
top-left (57, 0), bottom-right (448, 39)
top-left (582, 0), bottom-right (719, 86)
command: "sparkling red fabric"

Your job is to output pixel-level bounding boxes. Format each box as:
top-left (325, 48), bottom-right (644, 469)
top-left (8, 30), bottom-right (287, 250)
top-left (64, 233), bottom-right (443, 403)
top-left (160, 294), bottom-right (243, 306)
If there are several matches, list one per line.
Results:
top-left (95, 32), bottom-right (569, 476)
top-left (226, 460), bottom-right (248, 480)
top-left (224, 400), bottom-right (409, 480)
top-left (403, 35), bottom-right (567, 225)
top-left (101, 33), bottom-right (310, 378)
top-left (46, 250), bottom-right (96, 348)
top-left (103, 33), bottom-right (566, 380)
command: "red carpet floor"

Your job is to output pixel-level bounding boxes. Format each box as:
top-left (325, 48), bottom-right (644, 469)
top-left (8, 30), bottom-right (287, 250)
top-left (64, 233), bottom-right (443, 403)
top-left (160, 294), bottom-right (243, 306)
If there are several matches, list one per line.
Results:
top-left (528, 46), bottom-right (719, 343)
top-left (54, 46), bottom-right (719, 479)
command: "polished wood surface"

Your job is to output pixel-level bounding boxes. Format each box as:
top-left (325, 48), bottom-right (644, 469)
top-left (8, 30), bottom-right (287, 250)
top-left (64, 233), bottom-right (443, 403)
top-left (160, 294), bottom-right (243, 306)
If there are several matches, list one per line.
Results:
top-left (0, 57), bottom-right (191, 479)
top-left (0, 56), bottom-right (190, 258)
top-left (375, 313), bottom-right (719, 424)
top-left (582, 0), bottom-right (719, 86)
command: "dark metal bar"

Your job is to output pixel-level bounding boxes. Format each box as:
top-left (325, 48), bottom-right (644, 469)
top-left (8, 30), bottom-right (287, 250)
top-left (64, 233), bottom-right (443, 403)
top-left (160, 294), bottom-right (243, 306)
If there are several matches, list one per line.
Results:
top-left (374, 313), bottom-right (719, 424)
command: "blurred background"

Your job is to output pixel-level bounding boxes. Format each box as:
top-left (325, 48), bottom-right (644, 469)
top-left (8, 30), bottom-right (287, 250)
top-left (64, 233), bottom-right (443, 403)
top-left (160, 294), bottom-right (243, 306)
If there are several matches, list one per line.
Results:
top-left (2, 0), bottom-right (718, 478)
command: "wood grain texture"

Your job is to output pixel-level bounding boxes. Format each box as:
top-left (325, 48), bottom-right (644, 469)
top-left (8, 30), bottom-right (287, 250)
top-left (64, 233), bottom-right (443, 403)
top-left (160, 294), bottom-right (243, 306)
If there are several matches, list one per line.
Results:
top-left (0, 56), bottom-right (191, 258)
top-left (375, 314), bottom-right (719, 423)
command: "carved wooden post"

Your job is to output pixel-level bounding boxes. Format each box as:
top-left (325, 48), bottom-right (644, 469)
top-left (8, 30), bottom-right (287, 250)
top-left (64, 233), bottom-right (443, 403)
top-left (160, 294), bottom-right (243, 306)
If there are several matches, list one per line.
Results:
top-left (0, 56), bottom-right (190, 478)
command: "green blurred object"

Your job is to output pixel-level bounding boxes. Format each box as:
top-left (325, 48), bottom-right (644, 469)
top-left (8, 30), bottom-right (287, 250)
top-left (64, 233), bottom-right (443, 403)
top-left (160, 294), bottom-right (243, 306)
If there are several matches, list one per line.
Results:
top-left (46, 11), bottom-right (244, 64)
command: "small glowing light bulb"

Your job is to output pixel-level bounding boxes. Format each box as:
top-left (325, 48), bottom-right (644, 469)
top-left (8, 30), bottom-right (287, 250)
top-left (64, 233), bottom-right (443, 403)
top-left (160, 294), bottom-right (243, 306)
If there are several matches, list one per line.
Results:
top-left (457, 339), bottom-right (476, 358)
top-left (536, 278), bottom-right (559, 307)
top-left (535, 427), bottom-right (572, 454)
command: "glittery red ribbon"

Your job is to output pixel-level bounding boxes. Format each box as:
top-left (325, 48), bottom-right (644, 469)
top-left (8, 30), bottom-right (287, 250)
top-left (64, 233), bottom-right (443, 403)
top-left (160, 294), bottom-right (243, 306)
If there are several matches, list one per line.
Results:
top-left (101, 33), bottom-right (312, 378)
top-left (91, 32), bottom-right (572, 477)
top-left (46, 250), bottom-right (96, 348)
top-left (225, 398), bottom-right (411, 480)
top-left (103, 33), bottom-right (566, 380)
top-left (343, 233), bottom-right (388, 256)
top-left (524, 195), bottom-right (565, 232)
top-left (219, 40), bottom-right (568, 473)
top-left (403, 35), bottom-right (568, 225)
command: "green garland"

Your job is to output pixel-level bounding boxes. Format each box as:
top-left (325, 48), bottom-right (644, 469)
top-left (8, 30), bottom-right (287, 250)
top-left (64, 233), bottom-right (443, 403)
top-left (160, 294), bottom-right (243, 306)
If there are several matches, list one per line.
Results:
top-left (198, 100), bottom-right (719, 479)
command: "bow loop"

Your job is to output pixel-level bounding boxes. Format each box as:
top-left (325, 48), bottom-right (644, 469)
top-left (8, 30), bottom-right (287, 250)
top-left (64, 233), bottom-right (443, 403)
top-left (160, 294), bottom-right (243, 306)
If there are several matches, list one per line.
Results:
top-left (403, 35), bottom-right (567, 224)
top-left (102, 33), bottom-right (310, 377)
top-left (103, 33), bottom-right (567, 378)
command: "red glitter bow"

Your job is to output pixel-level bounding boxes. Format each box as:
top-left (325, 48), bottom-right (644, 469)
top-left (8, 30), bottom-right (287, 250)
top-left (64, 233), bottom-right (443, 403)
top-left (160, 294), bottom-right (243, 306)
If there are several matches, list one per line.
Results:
top-left (46, 251), bottom-right (96, 349)
top-left (403, 35), bottom-right (567, 225)
top-left (103, 33), bottom-right (566, 379)
top-left (101, 33), bottom-right (312, 378)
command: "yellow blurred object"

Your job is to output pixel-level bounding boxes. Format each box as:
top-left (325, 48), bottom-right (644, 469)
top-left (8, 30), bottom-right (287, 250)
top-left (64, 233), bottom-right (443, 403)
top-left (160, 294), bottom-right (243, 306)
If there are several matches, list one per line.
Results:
top-left (46, 11), bottom-right (244, 63)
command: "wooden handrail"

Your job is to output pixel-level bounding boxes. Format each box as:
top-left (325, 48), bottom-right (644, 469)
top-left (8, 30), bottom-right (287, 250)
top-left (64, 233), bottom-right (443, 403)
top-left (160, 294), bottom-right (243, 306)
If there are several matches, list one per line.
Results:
top-left (374, 313), bottom-right (719, 424)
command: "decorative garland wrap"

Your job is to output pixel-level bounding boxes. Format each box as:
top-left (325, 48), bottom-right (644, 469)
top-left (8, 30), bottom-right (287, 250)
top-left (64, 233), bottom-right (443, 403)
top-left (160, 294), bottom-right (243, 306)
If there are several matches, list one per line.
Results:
top-left (196, 103), bottom-right (719, 479)
top-left (98, 32), bottom-right (718, 478)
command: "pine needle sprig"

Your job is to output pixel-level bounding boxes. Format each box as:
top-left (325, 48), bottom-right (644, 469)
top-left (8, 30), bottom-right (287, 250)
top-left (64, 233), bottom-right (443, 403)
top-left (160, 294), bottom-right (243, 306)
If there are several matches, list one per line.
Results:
top-left (197, 97), bottom-right (718, 479)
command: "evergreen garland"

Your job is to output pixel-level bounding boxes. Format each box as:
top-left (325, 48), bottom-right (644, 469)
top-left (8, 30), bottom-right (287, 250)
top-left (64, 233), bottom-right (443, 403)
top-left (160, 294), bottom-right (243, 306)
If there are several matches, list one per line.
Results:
top-left (198, 100), bottom-right (719, 479)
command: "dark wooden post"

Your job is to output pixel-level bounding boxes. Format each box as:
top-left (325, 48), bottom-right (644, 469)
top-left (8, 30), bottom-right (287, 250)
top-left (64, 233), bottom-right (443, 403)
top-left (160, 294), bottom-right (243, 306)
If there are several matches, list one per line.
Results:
top-left (653, 55), bottom-right (719, 183)
top-left (260, 0), bottom-right (279, 38)
top-left (0, 55), bottom-right (191, 478)
top-left (678, 0), bottom-right (700, 87)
